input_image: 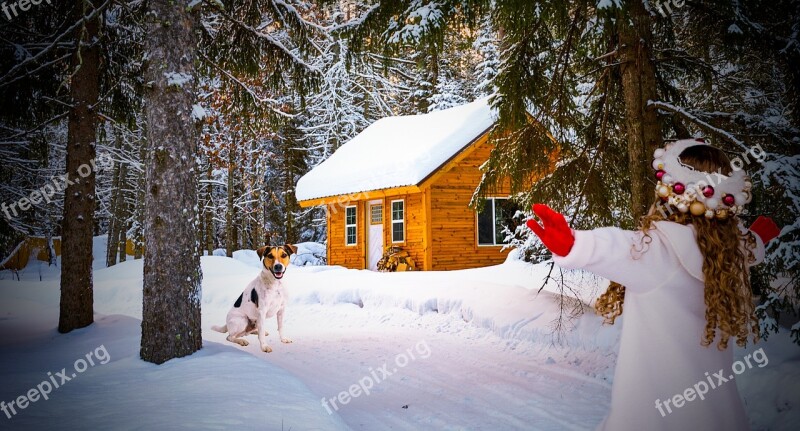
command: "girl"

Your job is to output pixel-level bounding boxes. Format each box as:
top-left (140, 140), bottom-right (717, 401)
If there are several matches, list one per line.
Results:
top-left (525, 139), bottom-right (779, 430)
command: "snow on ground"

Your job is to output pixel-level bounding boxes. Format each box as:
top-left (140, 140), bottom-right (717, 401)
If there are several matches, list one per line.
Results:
top-left (234, 242), bottom-right (327, 267)
top-left (0, 314), bottom-right (348, 431)
top-left (0, 236), bottom-right (798, 430)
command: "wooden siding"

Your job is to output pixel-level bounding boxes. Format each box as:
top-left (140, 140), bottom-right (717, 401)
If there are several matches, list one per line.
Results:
top-left (326, 201), bottom-right (366, 268)
top-left (321, 129), bottom-right (547, 271)
top-left (326, 193), bottom-right (428, 270)
top-left (0, 237), bottom-right (62, 271)
top-left (382, 193), bottom-right (426, 270)
top-left (428, 139), bottom-right (512, 270)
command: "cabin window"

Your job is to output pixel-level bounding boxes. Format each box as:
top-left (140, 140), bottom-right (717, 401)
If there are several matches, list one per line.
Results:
top-left (391, 200), bottom-right (405, 243)
top-left (370, 204), bottom-right (383, 225)
top-left (477, 198), bottom-right (521, 246)
top-left (345, 206), bottom-right (357, 246)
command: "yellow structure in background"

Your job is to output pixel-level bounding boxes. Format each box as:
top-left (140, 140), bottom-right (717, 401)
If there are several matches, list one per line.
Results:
top-left (125, 238), bottom-right (143, 256)
top-left (0, 237), bottom-right (141, 271)
top-left (0, 237), bottom-right (62, 270)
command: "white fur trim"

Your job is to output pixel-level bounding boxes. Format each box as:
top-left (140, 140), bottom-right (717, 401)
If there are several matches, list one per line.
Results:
top-left (552, 230), bottom-right (596, 269)
top-left (654, 139), bottom-right (749, 216)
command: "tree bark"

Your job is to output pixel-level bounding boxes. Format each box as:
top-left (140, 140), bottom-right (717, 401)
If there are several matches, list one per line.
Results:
top-left (106, 138), bottom-right (124, 267)
top-left (205, 163), bottom-right (214, 255)
top-left (117, 216), bottom-right (127, 262)
top-left (133, 133), bottom-right (146, 260)
top-left (116, 160), bottom-right (129, 263)
top-left (59, 1), bottom-right (101, 334)
top-left (226, 159), bottom-right (235, 257)
top-left (140, 0), bottom-right (202, 364)
top-left (617, 0), bottom-right (662, 219)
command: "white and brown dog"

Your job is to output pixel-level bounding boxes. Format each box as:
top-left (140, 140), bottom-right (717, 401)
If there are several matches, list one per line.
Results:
top-left (211, 244), bottom-right (297, 353)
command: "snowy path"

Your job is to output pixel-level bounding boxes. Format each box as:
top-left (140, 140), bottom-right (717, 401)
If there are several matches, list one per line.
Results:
top-left (205, 303), bottom-right (611, 430)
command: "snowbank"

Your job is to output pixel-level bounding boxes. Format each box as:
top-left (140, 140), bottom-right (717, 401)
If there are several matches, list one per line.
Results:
top-left (283, 261), bottom-right (617, 356)
top-left (292, 242), bottom-right (327, 266)
top-left (232, 242), bottom-right (327, 267)
top-left (0, 312), bottom-right (348, 430)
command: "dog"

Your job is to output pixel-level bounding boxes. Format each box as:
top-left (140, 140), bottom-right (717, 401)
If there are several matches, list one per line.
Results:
top-left (211, 244), bottom-right (297, 353)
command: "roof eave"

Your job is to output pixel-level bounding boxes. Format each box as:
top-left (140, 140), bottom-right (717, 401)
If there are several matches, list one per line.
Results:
top-left (297, 184), bottom-right (423, 208)
top-left (296, 122), bottom-right (496, 209)
top-left (416, 125), bottom-right (494, 189)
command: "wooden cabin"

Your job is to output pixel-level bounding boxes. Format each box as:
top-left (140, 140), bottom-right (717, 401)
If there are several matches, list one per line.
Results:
top-left (0, 236), bottom-right (141, 271)
top-left (0, 236), bottom-right (61, 271)
top-left (296, 98), bottom-right (525, 271)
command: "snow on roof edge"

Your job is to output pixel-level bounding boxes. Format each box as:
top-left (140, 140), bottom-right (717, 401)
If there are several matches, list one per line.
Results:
top-left (297, 124), bottom-right (493, 204)
top-left (412, 123), bottom-right (494, 188)
top-left (297, 124), bottom-right (492, 204)
top-left (296, 98), bottom-right (497, 204)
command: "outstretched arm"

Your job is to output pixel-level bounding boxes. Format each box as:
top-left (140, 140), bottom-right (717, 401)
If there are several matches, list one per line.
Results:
top-left (526, 204), bottom-right (680, 292)
top-left (745, 215), bottom-right (780, 266)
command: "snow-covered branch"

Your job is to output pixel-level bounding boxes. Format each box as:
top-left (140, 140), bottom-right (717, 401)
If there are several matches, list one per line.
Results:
top-left (647, 100), bottom-right (750, 151)
top-left (0, 0), bottom-right (113, 87)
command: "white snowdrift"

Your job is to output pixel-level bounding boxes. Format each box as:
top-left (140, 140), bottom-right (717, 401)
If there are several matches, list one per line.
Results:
top-left (232, 241), bottom-right (327, 267)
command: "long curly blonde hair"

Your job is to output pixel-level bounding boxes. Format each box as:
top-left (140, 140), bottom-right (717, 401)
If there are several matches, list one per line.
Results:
top-left (595, 145), bottom-right (759, 350)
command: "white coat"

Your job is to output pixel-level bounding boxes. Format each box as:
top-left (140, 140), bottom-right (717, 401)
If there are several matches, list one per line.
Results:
top-left (553, 221), bottom-right (764, 431)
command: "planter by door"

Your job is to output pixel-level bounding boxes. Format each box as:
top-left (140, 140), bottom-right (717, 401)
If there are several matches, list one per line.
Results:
top-left (367, 200), bottom-right (384, 270)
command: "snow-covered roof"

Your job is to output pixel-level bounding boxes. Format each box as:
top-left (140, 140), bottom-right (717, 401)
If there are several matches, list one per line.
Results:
top-left (296, 98), bottom-right (496, 202)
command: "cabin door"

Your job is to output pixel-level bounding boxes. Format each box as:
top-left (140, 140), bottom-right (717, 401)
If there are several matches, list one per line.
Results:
top-left (366, 200), bottom-right (384, 270)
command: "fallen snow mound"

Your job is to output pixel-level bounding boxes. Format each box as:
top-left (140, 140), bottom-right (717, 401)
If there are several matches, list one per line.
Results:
top-left (232, 242), bottom-right (326, 267)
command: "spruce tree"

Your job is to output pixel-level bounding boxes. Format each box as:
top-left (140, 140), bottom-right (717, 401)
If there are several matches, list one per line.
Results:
top-left (140, 0), bottom-right (203, 364)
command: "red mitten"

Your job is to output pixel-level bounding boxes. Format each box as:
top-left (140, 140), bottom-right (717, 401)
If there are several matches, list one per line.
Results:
top-left (749, 216), bottom-right (780, 244)
top-left (526, 204), bottom-right (575, 257)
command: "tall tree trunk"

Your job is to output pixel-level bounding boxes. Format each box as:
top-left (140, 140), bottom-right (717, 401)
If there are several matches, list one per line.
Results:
top-left (196, 162), bottom-right (205, 257)
top-left (59, 1), bottom-right (101, 334)
top-left (205, 163), bottom-right (214, 255)
top-left (117, 213), bottom-right (127, 262)
top-left (285, 163), bottom-right (297, 244)
top-left (106, 138), bottom-right (124, 267)
top-left (232, 206), bottom-right (239, 251)
top-left (226, 160), bottom-right (235, 257)
top-left (617, 0), bottom-right (662, 219)
top-left (141, 0), bottom-right (202, 364)
top-left (251, 201), bottom-right (262, 249)
top-left (133, 134), bottom-right (146, 260)
top-left (117, 160), bottom-right (129, 263)
top-left (197, 192), bottom-right (206, 257)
